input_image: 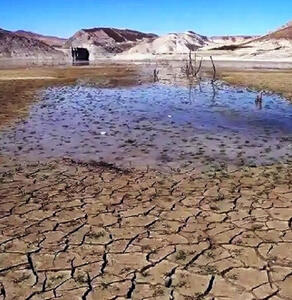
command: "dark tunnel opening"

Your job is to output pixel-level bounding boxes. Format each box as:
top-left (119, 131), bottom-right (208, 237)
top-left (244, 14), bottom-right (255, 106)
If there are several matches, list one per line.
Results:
top-left (71, 47), bottom-right (90, 62)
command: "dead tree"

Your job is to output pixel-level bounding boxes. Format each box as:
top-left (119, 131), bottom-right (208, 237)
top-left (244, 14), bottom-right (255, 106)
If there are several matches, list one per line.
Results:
top-left (184, 50), bottom-right (204, 79)
top-left (210, 56), bottom-right (217, 82)
top-left (194, 52), bottom-right (197, 75)
top-left (153, 68), bottom-right (159, 82)
top-left (185, 60), bottom-right (190, 78)
top-left (194, 57), bottom-right (203, 78)
top-left (184, 49), bottom-right (194, 78)
top-left (188, 50), bottom-right (194, 76)
top-left (255, 91), bottom-right (264, 104)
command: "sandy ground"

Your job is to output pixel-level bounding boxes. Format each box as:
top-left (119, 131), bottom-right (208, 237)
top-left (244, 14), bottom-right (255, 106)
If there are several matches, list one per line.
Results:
top-left (0, 63), bottom-right (292, 299)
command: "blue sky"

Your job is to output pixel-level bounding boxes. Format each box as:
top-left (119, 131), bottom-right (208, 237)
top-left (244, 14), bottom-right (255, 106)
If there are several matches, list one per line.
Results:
top-left (1, 0), bottom-right (291, 38)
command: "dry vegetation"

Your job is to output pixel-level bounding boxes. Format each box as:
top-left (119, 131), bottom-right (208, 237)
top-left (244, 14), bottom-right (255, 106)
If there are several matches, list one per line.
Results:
top-left (220, 70), bottom-right (292, 100)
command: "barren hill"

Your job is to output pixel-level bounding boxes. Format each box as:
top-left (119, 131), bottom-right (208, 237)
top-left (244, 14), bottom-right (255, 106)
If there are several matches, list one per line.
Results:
top-left (122, 31), bottom-right (209, 57)
top-left (2, 21), bottom-right (292, 62)
top-left (256, 23), bottom-right (292, 41)
top-left (208, 21), bottom-right (292, 60)
top-left (0, 28), bottom-right (65, 60)
top-left (65, 27), bottom-right (157, 58)
top-left (15, 30), bottom-right (67, 48)
top-left (210, 35), bottom-right (256, 44)
top-left (237, 22), bottom-right (292, 58)
top-left (277, 20), bottom-right (292, 30)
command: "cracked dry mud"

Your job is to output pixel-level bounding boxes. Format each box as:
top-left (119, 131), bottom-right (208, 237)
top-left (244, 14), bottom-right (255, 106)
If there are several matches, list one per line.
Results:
top-left (0, 159), bottom-right (292, 300)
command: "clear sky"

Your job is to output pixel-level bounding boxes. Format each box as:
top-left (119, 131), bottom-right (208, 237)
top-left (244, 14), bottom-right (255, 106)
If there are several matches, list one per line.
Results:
top-left (1, 0), bottom-right (291, 38)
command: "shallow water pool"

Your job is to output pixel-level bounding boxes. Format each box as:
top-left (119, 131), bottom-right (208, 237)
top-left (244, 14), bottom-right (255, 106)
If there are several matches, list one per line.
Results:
top-left (0, 81), bottom-right (292, 170)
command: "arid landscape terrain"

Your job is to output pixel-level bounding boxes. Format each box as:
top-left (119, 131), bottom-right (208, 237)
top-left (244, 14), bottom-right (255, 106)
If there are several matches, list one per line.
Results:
top-left (0, 15), bottom-right (292, 300)
top-left (1, 20), bottom-right (292, 62)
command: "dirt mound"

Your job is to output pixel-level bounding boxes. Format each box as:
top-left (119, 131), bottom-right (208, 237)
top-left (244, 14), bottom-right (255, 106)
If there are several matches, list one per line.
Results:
top-left (0, 28), bottom-right (65, 59)
top-left (65, 27), bottom-right (157, 58)
top-left (15, 30), bottom-right (67, 48)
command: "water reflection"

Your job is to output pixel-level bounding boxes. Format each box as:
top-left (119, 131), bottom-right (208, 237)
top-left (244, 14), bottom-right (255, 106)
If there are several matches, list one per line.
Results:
top-left (72, 61), bottom-right (90, 66)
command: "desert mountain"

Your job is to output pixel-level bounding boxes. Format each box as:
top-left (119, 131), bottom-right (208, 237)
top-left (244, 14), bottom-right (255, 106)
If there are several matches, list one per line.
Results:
top-left (15, 30), bottom-right (67, 48)
top-left (0, 28), bottom-right (65, 59)
top-left (123, 31), bottom-right (209, 56)
top-left (65, 27), bottom-right (157, 58)
top-left (1, 21), bottom-right (292, 61)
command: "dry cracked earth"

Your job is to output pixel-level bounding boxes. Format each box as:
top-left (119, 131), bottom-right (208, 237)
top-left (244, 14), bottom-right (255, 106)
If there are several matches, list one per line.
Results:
top-left (0, 159), bottom-right (292, 300)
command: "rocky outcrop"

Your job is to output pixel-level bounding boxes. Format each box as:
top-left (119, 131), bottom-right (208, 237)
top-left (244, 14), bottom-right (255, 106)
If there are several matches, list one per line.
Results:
top-left (0, 28), bottom-right (65, 60)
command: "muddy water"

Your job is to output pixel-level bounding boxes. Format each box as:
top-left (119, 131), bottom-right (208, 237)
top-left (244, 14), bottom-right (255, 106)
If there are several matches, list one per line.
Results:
top-left (0, 81), bottom-right (292, 170)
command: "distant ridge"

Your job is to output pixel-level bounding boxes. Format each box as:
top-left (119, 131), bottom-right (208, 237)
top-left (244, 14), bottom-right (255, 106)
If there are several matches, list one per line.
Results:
top-left (1, 21), bottom-right (292, 61)
top-left (0, 28), bottom-right (64, 59)
top-left (210, 35), bottom-right (257, 44)
top-left (15, 30), bottom-right (67, 47)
